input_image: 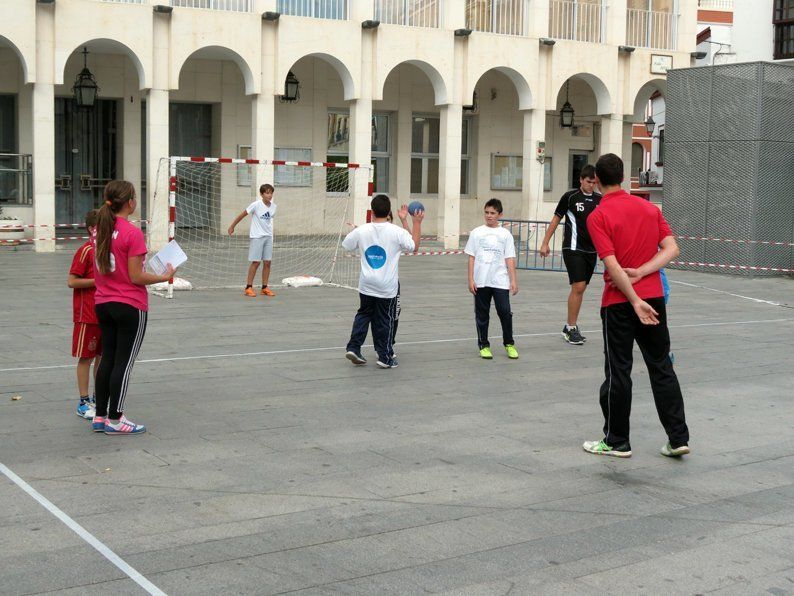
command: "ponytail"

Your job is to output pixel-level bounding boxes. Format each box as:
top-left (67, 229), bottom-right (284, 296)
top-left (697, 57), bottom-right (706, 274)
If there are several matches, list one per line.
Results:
top-left (95, 180), bottom-right (136, 275)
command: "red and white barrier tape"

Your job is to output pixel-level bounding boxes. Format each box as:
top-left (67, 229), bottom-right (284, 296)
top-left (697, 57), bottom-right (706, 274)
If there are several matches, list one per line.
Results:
top-left (402, 250), bottom-right (466, 257)
top-left (676, 235), bottom-right (794, 247)
top-left (0, 235), bottom-right (91, 244)
top-left (671, 260), bottom-right (794, 273)
top-left (0, 219), bottom-right (148, 230)
top-left (173, 156), bottom-right (363, 169)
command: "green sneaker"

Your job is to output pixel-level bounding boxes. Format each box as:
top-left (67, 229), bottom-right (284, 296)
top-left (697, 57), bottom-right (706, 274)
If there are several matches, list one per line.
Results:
top-left (582, 439), bottom-right (632, 458)
top-left (505, 344), bottom-right (519, 359)
top-left (479, 347), bottom-right (493, 359)
top-left (661, 442), bottom-right (690, 457)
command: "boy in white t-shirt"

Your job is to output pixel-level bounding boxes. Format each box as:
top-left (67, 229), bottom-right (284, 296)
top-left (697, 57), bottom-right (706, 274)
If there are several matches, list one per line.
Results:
top-left (342, 195), bottom-right (419, 369)
top-left (228, 183), bottom-right (278, 297)
top-left (464, 198), bottom-right (519, 360)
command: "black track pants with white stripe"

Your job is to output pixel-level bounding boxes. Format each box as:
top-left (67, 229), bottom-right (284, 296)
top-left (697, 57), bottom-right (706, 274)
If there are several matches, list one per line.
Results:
top-left (599, 298), bottom-right (689, 449)
top-left (95, 302), bottom-right (148, 420)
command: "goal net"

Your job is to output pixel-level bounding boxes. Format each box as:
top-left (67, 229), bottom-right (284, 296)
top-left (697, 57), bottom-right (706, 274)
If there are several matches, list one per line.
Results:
top-left (151, 157), bottom-right (364, 292)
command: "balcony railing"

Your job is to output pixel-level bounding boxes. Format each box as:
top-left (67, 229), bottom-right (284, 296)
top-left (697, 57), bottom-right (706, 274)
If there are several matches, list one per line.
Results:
top-left (0, 154), bottom-right (33, 206)
top-left (99, 0), bottom-right (254, 9)
top-left (626, 8), bottom-right (677, 50)
top-left (466, 0), bottom-right (529, 36)
top-left (698, 0), bottom-right (733, 10)
top-left (277, 0), bottom-right (348, 19)
top-left (374, 0), bottom-right (440, 28)
top-left (549, 0), bottom-right (604, 43)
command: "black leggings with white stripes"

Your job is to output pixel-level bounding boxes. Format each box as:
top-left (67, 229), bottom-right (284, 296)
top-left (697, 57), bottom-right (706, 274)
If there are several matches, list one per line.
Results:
top-left (94, 302), bottom-right (148, 420)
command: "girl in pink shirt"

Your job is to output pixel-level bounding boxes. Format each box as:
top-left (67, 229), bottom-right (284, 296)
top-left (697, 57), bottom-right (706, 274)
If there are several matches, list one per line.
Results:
top-left (92, 181), bottom-right (175, 435)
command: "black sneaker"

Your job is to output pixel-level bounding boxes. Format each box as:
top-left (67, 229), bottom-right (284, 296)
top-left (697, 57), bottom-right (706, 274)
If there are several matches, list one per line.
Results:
top-left (562, 325), bottom-right (585, 345)
top-left (345, 350), bottom-right (367, 365)
top-left (376, 358), bottom-right (398, 369)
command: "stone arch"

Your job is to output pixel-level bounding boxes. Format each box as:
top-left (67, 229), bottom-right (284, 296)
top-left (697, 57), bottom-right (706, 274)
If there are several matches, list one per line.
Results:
top-left (556, 72), bottom-right (613, 115)
top-left (279, 52), bottom-right (356, 101)
top-left (466, 66), bottom-right (533, 111)
top-left (379, 59), bottom-right (450, 106)
top-left (632, 78), bottom-right (667, 121)
top-left (175, 45), bottom-right (256, 95)
top-left (56, 39), bottom-right (146, 89)
top-left (0, 35), bottom-right (31, 83)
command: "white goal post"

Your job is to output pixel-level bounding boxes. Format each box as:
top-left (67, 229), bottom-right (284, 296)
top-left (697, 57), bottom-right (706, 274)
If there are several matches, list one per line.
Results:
top-left (149, 156), bottom-right (371, 297)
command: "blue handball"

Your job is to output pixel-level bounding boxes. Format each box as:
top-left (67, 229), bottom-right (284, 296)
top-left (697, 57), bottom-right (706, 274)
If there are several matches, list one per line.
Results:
top-left (407, 201), bottom-right (425, 216)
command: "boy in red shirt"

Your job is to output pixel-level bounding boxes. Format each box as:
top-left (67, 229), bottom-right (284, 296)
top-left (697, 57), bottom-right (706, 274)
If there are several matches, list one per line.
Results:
top-left (68, 209), bottom-right (102, 420)
top-left (583, 153), bottom-right (689, 459)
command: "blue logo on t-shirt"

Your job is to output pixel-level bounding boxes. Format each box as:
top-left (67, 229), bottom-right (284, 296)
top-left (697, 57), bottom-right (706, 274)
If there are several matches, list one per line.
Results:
top-left (364, 245), bottom-right (387, 269)
top-left (261, 212), bottom-right (271, 220)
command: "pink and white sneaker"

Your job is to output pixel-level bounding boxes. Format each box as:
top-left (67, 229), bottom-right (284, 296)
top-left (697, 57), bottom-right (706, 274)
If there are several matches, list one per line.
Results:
top-left (92, 416), bottom-right (107, 433)
top-left (104, 416), bottom-right (146, 435)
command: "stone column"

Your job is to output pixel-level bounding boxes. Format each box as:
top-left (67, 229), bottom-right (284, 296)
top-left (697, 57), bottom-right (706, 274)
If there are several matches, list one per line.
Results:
top-left (521, 109), bottom-right (546, 221)
top-left (33, 2), bottom-right (55, 252)
top-left (349, 98), bottom-right (372, 225)
top-left (146, 10), bottom-right (170, 250)
top-left (122, 70), bottom-right (142, 221)
top-left (438, 103), bottom-right (463, 249)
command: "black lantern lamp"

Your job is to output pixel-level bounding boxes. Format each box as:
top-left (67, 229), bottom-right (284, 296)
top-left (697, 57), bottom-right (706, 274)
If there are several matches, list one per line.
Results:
top-left (644, 115), bottom-right (656, 135)
top-left (73, 47), bottom-right (99, 109)
top-left (560, 80), bottom-right (574, 128)
top-left (281, 71), bottom-right (300, 103)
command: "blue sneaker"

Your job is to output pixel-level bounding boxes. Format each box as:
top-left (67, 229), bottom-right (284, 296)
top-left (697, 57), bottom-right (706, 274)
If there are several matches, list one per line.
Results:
top-left (104, 416), bottom-right (146, 435)
top-left (92, 416), bottom-right (107, 432)
top-left (345, 350), bottom-right (367, 365)
top-left (77, 401), bottom-right (95, 420)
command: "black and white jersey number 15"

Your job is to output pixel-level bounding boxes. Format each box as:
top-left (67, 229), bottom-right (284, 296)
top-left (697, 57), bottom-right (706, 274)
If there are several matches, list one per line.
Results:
top-left (575, 202), bottom-right (585, 212)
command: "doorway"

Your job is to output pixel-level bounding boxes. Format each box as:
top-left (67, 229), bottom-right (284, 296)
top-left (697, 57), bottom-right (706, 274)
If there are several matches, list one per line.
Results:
top-left (55, 98), bottom-right (118, 225)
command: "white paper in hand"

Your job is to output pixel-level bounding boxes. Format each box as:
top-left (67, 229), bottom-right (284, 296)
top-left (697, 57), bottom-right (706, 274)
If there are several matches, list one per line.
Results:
top-left (149, 240), bottom-right (187, 276)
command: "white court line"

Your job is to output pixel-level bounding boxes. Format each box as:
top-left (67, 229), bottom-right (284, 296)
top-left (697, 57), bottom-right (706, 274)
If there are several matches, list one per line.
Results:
top-left (1, 317), bottom-right (793, 374)
top-left (0, 462), bottom-right (167, 596)
top-left (669, 279), bottom-right (787, 307)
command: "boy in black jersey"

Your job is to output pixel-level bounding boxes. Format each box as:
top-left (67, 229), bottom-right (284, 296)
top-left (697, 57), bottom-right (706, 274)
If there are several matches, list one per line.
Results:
top-left (539, 165), bottom-right (601, 345)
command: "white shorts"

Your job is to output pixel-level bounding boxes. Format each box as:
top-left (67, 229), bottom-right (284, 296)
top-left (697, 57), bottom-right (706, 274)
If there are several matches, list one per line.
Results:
top-left (248, 236), bottom-right (273, 262)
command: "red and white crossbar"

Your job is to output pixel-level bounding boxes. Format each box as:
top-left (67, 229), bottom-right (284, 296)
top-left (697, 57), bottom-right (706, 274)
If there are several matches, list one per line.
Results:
top-left (0, 236), bottom-right (91, 244)
top-left (171, 156), bottom-right (363, 169)
top-left (0, 220), bottom-right (148, 230)
top-left (401, 250), bottom-right (466, 257)
top-left (671, 260), bottom-right (794, 273)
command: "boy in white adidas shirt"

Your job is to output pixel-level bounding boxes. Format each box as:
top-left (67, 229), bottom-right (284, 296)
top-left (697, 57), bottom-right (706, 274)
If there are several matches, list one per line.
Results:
top-left (342, 194), bottom-right (420, 368)
top-left (465, 198), bottom-right (519, 360)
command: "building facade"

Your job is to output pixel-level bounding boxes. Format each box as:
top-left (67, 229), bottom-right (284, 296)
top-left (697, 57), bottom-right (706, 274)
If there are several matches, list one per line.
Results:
top-left (0, 0), bottom-right (697, 250)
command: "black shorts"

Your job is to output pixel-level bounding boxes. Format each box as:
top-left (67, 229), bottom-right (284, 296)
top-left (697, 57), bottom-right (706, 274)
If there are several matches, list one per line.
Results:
top-left (563, 250), bottom-right (598, 285)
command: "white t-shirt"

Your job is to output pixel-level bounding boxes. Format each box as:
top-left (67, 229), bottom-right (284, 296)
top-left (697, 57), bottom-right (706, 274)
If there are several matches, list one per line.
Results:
top-left (246, 200), bottom-right (277, 238)
top-left (464, 224), bottom-right (516, 290)
top-left (341, 222), bottom-right (415, 298)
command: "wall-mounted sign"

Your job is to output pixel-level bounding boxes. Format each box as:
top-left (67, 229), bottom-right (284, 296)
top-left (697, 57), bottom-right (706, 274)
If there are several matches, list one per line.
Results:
top-left (651, 54), bottom-right (673, 75)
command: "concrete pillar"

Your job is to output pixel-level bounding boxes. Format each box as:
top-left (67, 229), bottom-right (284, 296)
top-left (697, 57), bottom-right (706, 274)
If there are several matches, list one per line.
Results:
top-left (438, 103), bottom-right (463, 249)
top-left (251, 93), bottom-right (274, 185)
top-left (146, 88), bottom-right (169, 250)
top-left (521, 109), bottom-right (546, 221)
top-left (349, 98), bottom-right (372, 225)
top-left (443, 0), bottom-right (466, 30)
top-left (32, 83), bottom-right (55, 252)
top-left (33, 2), bottom-right (55, 252)
top-left (599, 115), bottom-right (625, 158)
top-left (605, 0), bottom-right (628, 47)
top-left (122, 71), bottom-right (142, 221)
top-left (528, 0), bottom-right (550, 39)
top-left (395, 72), bottom-right (412, 205)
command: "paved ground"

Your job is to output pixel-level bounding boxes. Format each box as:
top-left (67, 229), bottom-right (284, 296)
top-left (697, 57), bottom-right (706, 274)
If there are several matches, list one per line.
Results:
top-left (1, 248), bottom-right (793, 595)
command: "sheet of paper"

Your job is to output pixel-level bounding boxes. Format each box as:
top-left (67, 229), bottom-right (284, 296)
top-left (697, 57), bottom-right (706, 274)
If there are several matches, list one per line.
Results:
top-left (149, 240), bottom-right (187, 276)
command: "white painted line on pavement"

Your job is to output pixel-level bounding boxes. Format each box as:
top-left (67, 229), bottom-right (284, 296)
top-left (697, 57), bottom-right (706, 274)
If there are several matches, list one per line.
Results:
top-left (669, 279), bottom-right (787, 307)
top-left (1, 318), bottom-right (792, 373)
top-left (0, 462), bottom-right (167, 596)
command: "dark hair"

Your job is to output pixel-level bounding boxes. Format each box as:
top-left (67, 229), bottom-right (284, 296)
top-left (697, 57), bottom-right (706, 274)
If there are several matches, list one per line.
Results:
top-left (387, 211), bottom-right (394, 222)
top-left (85, 209), bottom-right (99, 230)
top-left (95, 180), bottom-right (136, 275)
top-left (580, 165), bottom-right (596, 180)
top-left (260, 183), bottom-right (274, 194)
top-left (595, 154), bottom-right (624, 187)
top-left (484, 198), bottom-right (503, 214)
top-left (371, 194), bottom-right (391, 218)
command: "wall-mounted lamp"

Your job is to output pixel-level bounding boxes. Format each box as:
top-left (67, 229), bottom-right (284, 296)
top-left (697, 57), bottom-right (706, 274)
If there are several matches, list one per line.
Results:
top-left (644, 116), bottom-right (656, 135)
top-left (539, 38), bottom-right (556, 46)
top-left (362, 20), bottom-right (380, 29)
top-left (262, 11), bottom-right (280, 21)
top-left (280, 71), bottom-right (300, 103)
top-left (153, 4), bottom-right (172, 14)
top-left (691, 50), bottom-right (707, 59)
top-left (618, 45), bottom-right (635, 54)
top-left (454, 28), bottom-right (473, 37)
top-left (560, 80), bottom-right (574, 128)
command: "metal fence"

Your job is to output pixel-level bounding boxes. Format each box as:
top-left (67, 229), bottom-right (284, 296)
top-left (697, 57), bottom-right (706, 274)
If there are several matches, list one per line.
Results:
top-left (697, 0), bottom-right (733, 9)
top-left (548, 0), bottom-right (604, 43)
top-left (626, 8), bottom-right (676, 50)
top-left (169, 0), bottom-right (252, 10)
top-left (664, 62), bottom-right (794, 276)
top-left (0, 154), bottom-right (33, 206)
top-left (277, 0), bottom-right (348, 19)
top-left (465, 0), bottom-right (528, 36)
top-left (374, 0), bottom-right (440, 28)
top-left (501, 219), bottom-right (603, 273)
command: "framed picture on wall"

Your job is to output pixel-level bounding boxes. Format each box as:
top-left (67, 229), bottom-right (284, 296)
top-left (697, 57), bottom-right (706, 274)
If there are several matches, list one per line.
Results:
top-left (650, 54), bottom-right (673, 75)
top-left (237, 145), bottom-right (252, 187)
top-left (490, 154), bottom-right (522, 191)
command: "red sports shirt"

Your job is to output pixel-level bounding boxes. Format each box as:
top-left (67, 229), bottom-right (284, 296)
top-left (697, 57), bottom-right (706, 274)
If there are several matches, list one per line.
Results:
top-left (69, 241), bottom-right (98, 324)
top-left (586, 189), bottom-right (673, 308)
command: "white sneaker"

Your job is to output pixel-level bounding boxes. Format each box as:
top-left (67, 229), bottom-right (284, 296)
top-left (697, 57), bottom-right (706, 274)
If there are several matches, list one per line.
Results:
top-left (661, 442), bottom-right (690, 457)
